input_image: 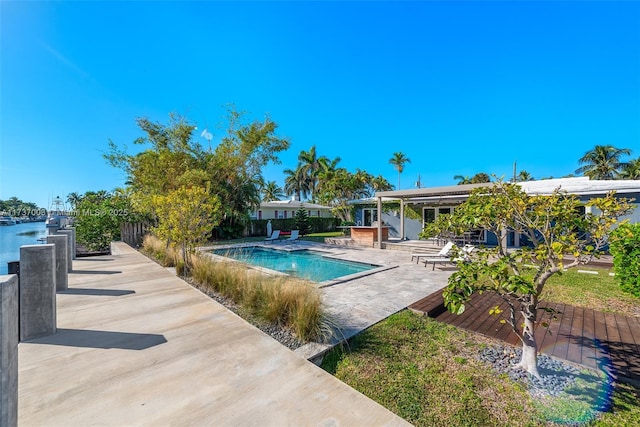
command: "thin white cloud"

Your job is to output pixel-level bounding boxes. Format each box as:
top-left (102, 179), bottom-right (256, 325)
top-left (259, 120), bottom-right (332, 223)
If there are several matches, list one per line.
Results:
top-left (38, 40), bottom-right (91, 81)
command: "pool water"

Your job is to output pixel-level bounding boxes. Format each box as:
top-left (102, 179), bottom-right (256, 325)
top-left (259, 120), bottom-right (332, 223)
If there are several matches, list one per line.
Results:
top-left (210, 247), bottom-right (376, 282)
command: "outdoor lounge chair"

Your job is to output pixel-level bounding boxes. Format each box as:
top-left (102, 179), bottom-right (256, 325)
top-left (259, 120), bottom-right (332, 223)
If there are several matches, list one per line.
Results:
top-left (422, 242), bottom-right (475, 270)
top-left (264, 230), bottom-right (281, 243)
top-left (285, 230), bottom-right (300, 242)
top-left (413, 241), bottom-right (454, 264)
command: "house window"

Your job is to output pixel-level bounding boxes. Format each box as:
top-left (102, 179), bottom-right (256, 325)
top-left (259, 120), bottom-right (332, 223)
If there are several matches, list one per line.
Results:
top-left (363, 208), bottom-right (378, 226)
top-left (284, 211), bottom-right (287, 219)
top-left (422, 206), bottom-right (454, 225)
top-left (258, 210), bottom-right (262, 220)
top-left (275, 210), bottom-right (285, 219)
top-left (274, 210), bottom-right (278, 219)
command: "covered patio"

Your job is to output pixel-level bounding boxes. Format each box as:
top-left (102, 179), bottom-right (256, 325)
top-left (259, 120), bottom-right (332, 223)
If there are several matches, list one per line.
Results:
top-left (369, 177), bottom-right (640, 250)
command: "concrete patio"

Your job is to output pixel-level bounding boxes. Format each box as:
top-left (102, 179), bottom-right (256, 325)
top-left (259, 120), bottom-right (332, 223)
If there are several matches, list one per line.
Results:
top-left (18, 242), bottom-right (417, 426)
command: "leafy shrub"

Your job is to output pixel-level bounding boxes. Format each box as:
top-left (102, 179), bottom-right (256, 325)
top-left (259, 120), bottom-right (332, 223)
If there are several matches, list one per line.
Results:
top-left (609, 223), bottom-right (640, 297)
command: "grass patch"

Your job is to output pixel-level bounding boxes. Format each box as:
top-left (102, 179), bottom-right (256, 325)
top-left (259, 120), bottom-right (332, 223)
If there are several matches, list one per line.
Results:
top-left (542, 268), bottom-right (639, 317)
top-left (322, 310), bottom-right (640, 426)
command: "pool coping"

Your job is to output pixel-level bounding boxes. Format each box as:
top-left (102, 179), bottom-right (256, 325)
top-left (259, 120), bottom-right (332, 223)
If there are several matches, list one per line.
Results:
top-left (198, 243), bottom-right (395, 286)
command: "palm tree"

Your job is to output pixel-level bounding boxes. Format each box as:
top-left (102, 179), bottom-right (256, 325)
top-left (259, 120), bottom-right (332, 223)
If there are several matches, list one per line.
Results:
top-left (66, 192), bottom-right (82, 209)
top-left (284, 165), bottom-right (311, 201)
top-left (575, 145), bottom-right (631, 180)
top-left (261, 181), bottom-right (284, 202)
top-left (620, 157), bottom-right (640, 179)
top-left (389, 152), bottom-right (410, 189)
top-left (453, 175), bottom-right (472, 185)
top-left (370, 175), bottom-right (393, 192)
top-left (517, 170), bottom-right (534, 182)
top-left (298, 145), bottom-right (332, 201)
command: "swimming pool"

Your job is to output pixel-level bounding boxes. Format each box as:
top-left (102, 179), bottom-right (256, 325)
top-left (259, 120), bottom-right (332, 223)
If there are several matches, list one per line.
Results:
top-left (209, 247), bottom-right (378, 282)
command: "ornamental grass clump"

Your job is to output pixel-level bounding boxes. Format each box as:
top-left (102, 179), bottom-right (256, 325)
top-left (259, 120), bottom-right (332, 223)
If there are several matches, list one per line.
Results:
top-left (190, 253), bottom-right (327, 342)
top-left (141, 234), bottom-right (180, 267)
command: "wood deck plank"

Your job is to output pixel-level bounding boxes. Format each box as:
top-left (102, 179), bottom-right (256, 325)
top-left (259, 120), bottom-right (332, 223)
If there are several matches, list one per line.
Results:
top-left (565, 306), bottom-right (584, 365)
top-left (550, 304), bottom-right (574, 361)
top-left (536, 302), bottom-right (562, 356)
top-left (592, 310), bottom-right (610, 372)
top-left (603, 312), bottom-right (627, 377)
top-left (580, 308), bottom-right (598, 370)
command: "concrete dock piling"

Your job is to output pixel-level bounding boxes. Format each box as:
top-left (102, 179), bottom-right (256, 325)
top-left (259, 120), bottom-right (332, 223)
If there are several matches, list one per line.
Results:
top-left (0, 274), bottom-right (19, 427)
top-left (46, 235), bottom-right (68, 291)
top-left (19, 244), bottom-right (56, 341)
top-left (57, 229), bottom-right (74, 272)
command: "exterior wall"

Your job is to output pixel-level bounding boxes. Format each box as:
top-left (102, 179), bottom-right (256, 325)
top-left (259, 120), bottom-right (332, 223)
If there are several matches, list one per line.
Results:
top-left (251, 207), bottom-right (332, 220)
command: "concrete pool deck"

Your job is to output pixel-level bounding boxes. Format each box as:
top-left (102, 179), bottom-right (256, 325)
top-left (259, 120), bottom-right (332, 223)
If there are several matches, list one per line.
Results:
top-left (200, 240), bottom-right (454, 359)
top-left (18, 242), bottom-right (425, 426)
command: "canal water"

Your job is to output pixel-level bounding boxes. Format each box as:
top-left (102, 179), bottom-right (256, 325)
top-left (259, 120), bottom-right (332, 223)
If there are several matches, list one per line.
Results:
top-left (0, 222), bottom-right (47, 275)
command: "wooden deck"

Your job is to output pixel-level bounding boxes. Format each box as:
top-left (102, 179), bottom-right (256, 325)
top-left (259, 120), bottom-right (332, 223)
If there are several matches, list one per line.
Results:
top-left (409, 291), bottom-right (640, 384)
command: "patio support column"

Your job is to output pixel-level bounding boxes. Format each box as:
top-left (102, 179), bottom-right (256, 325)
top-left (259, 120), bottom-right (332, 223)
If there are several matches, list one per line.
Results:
top-left (377, 196), bottom-right (382, 249)
top-left (399, 199), bottom-right (405, 240)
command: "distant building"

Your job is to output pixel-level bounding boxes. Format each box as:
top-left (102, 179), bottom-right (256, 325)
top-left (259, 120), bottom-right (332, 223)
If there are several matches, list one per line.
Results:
top-left (251, 199), bottom-right (333, 220)
top-left (351, 177), bottom-right (640, 246)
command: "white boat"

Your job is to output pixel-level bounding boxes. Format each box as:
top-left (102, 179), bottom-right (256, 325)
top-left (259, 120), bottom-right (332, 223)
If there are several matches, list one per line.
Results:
top-left (45, 196), bottom-right (71, 230)
top-left (0, 216), bottom-right (16, 226)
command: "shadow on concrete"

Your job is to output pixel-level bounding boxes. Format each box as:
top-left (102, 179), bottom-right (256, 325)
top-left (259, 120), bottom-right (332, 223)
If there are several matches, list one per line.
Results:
top-left (71, 270), bottom-right (122, 275)
top-left (58, 288), bottom-right (135, 297)
top-left (26, 329), bottom-right (167, 350)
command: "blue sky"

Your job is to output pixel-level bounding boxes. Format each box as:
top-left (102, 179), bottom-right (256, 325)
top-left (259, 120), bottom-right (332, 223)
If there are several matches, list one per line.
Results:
top-left (2, 1), bottom-right (639, 209)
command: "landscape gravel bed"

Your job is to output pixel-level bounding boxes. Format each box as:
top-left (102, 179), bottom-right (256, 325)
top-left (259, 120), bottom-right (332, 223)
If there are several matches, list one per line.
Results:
top-left (479, 344), bottom-right (601, 398)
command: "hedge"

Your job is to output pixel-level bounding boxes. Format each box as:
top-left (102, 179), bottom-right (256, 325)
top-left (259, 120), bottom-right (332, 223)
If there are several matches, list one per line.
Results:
top-left (246, 217), bottom-right (340, 237)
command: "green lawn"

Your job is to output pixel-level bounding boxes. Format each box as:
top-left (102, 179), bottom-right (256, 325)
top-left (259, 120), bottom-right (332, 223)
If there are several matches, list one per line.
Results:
top-left (322, 310), bottom-right (640, 427)
top-left (542, 268), bottom-right (639, 318)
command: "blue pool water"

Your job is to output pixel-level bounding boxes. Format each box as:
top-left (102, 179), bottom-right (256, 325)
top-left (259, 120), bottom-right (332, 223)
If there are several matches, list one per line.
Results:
top-left (210, 247), bottom-right (376, 282)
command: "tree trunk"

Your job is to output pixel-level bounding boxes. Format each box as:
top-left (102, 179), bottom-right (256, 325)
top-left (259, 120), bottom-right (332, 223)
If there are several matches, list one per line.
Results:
top-left (516, 307), bottom-right (541, 378)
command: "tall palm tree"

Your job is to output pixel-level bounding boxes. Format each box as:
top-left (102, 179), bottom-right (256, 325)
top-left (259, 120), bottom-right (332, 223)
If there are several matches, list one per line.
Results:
top-left (620, 157), bottom-right (640, 179)
top-left (575, 145), bottom-right (631, 180)
top-left (389, 152), bottom-right (410, 190)
top-left (453, 175), bottom-right (472, 185)
top-left (261, 181), bottom-right (284, 202)
top-left (298, 145), bottom-right (330, 201)
top-left (284, 165), bottom-right (311, 201)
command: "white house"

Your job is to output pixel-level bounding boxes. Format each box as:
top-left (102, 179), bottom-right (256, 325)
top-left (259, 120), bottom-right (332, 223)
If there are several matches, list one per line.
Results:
top-left (352, 177), bottom-right (640, 247)
top-left (250, 199), bottom-right (333, 220)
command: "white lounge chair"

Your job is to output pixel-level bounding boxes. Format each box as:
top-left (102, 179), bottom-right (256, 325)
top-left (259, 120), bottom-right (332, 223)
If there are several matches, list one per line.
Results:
top-left (422, 241), bottom-right (459, 270)
top-left (411, 242), bottom-right (456, 264)
top-left (285, 230), bottom-right (300, 242)
top-left (264, 230), bottom-right (281, 243)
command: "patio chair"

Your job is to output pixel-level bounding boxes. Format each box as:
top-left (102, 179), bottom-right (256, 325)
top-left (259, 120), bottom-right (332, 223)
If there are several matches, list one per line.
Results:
top-left (411, 241), bottom-right (454, 264)
top-left (264, 229), bottom-right (281, 243)
top-left (422, 241), bottom-right (464, 270)
top-left (285, 230), bottom-right (300, 243)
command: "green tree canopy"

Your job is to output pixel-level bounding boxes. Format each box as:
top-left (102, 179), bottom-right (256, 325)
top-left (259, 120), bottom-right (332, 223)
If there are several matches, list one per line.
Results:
top-left (105, 108), bottom-right (290, 239)
top-left (261, 181), bottom-right (284, 202)
top-left (422, 181), bottom-right (633, 377)
top-left (575, 145), bottom-right (631, 180)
